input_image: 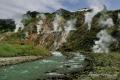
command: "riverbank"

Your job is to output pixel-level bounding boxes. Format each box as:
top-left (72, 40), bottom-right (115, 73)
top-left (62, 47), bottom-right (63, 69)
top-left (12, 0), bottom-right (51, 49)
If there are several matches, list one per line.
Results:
top-left (0, 43), bottom-right (49, 57)
top-left (0, 42), bottom-right (51, 66)
top-left (74, 52), bottom-right (120, 80)
top-left (0, 55), bottom-right (51, 66)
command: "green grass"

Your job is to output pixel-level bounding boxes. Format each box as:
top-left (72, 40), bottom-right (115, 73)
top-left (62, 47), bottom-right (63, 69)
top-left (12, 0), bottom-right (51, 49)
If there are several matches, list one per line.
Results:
top-left (90, 52), bottom-right (120, 80)
top-left (74, 52), bottom-right (120, 80)
top-left (92, 52), bottom-right (120, 68)
top-left (0, 43), bottom-right (49, 57)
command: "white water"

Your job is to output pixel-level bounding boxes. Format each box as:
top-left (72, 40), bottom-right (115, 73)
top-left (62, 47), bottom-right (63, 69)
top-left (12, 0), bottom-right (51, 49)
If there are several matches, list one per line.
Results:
top-left (0, 52), bottom-right (86, 80)
top-left (51, 51), bottom-right (63, 56)
top-left (46, 72), bottom-right (64, 76)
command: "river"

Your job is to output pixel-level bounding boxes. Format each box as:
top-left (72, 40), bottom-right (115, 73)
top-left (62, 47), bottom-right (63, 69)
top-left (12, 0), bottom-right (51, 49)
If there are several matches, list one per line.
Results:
top-left (0, 51), bottom-right (87, 80)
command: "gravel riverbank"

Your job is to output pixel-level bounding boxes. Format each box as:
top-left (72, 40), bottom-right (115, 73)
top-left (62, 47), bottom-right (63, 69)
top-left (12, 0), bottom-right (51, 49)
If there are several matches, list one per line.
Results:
top-left (0, 56), bottom-right (44, 66)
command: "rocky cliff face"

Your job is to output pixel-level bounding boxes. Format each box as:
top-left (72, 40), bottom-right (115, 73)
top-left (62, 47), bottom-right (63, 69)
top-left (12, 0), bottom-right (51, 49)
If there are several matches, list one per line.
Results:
top-left (19, 9), bottom-right (85, 51)
top-left (61, 9), bottom-right (120, 53)
top-left (1, 8), bottom-right (120, 53)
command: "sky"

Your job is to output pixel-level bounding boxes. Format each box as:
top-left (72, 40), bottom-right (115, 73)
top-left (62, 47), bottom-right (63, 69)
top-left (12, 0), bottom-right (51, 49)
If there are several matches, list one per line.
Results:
top-left (0, 0), bottom-right (120, 19)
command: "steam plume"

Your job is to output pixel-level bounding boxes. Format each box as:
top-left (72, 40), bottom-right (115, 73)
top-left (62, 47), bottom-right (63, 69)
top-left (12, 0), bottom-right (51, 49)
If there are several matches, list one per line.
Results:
top-left (85, 0), bottom-right (106, 30)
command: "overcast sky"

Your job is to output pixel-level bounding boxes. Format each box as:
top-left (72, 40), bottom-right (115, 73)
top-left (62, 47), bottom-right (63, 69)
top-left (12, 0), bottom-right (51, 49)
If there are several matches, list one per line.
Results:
top-left (0, 0), bottom-right (120, 19)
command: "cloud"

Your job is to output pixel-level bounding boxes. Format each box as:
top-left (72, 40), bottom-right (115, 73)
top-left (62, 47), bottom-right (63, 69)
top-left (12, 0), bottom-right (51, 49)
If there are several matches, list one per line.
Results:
top-left (86, 0), bottom-right (110, 9)
top-left (84, 0), bottom-right (111, 30)
top-left (0, 0), bottom-right (114, 19)
top-left (0, 0), bottom-right (66, 19)
top-left (67, 0), bottom-right (79, 4)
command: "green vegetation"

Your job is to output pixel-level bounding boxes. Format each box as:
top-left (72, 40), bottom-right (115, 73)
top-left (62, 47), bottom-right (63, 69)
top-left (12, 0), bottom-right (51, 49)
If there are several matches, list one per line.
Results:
top-left (93, 52), bottom-right (120, 66)
top-left (0, 43), bottom-right (49, 57)
top-left (0, 19), bottom-right (15, 33)
top-left (90, 52), bottom-right (120, 80)
top-left (74, 52), bottom-right (120, 80)
top-left (87, 53), bottom-right (120, 80)
top-left (92, 52), bottom-right (120, 73)
top-left (0, 30), bottom-right (49, 57)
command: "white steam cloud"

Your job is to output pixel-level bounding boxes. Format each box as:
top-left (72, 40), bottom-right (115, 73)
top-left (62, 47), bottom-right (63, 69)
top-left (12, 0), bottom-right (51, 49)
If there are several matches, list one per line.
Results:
top-left (93, 17), bottom-right (115, 53)
top-left (85, 0), bottom-right (107, 30)
top-left (118, 13), bottom-right (120, 19)
top-left (14, 16), bottom-right (24, 32)
top-left (36, 14), bottom-right (46, 34)
top-left (37, 14), bottom-right (46, 20)
top-left (118, 13), bottom-right (120, 29)
top-left (36, 20), bottom-right (43, 34)
top-left (53, 14), bottom-right (63, 32)
top-left (64, 19), bottom-right (77, 32)
top-left (84, 0), bottom-right (115, 53)
top-left (52, 14), bottom-right (76, 50)
top-left (0, 0), bottom-right (67, 33)
top-left (100, 18), bottom-right (114, 28)
top-left (56, 19), bottom-right (76, 50)
top-left (93, 30), bottom-right (115, 53)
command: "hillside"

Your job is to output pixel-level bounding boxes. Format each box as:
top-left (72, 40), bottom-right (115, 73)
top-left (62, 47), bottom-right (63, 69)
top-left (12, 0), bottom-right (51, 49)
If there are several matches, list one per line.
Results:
top-left (6, 8), bottom-right (120, 53)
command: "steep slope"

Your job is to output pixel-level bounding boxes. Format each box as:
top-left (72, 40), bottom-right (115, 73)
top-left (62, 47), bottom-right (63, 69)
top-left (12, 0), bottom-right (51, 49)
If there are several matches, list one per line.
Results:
top-left (62, 9), bottom-right (120, 52)
top-left (1, 8), bottom-right (120, 53)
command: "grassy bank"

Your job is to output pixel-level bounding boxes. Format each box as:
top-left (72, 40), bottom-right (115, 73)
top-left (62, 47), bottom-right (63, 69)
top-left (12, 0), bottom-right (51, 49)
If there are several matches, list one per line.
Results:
top-left (0, 43), bottom-right (49, 57)
top-left (90, 52), bottom-right (120, 80)
top-left (74, 52), bottom-right (120, 80)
